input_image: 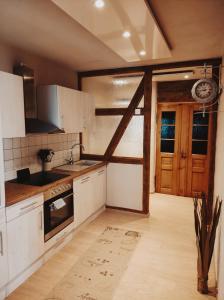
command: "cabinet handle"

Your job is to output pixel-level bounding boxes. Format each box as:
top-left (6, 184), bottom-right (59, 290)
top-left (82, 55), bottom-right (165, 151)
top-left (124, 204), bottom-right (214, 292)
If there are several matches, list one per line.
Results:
top-left (39, 211), bottom-right (43, 231)
top-left (0, 231), bottom-right (3, 256)
top-left (20, 201), bottom-right (37, 211)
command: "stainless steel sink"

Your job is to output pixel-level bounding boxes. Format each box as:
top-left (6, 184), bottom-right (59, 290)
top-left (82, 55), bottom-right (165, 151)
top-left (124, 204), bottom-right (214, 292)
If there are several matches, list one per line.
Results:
top-left (75, 160), bottom-right (99, 167)
top-left (55, 160), bottom-right (101, 172)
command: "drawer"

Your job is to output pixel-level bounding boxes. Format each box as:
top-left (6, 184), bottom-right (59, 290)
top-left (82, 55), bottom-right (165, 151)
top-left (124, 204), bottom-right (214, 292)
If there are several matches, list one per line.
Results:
top-left (6, 194), bottom-right (44, 222)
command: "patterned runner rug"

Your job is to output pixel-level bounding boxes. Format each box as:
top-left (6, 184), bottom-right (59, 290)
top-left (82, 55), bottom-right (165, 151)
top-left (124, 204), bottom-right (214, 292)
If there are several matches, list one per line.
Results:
top-left (45, 226), bottom-right (141, 300)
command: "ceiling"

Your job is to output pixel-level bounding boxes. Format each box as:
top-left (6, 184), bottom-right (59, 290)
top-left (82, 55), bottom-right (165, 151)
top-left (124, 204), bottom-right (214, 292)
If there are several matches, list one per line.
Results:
top-left (0, 0), bottom-right (223, 71)
top-left (52, 0), bottom-right (171, 62)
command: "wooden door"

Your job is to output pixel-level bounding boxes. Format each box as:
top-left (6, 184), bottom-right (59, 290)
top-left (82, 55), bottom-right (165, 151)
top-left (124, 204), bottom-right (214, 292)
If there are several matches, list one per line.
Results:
top-left (156, 103), bottom-right (211, 197)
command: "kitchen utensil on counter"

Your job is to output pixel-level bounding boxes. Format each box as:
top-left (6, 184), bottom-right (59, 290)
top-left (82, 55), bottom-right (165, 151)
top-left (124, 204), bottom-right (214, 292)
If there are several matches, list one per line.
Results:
top-left (37, 149), bottom-right (54, 172)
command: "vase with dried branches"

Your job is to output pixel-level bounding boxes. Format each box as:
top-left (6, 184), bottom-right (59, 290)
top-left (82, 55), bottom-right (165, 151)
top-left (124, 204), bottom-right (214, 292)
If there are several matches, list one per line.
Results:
top-left (193, 193), bottom-right (222, 295)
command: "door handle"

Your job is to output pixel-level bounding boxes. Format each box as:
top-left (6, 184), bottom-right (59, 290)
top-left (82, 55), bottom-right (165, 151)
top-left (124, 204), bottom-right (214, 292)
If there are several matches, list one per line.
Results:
top-left (181, 151), bottom-right (187, 159)
top-left (0, 231), bottom-right (3, 256)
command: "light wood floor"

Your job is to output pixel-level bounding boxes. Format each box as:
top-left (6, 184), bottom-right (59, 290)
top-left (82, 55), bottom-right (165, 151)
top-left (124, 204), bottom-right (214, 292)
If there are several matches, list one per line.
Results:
top-left (7, 193), bottom-right (215, 300)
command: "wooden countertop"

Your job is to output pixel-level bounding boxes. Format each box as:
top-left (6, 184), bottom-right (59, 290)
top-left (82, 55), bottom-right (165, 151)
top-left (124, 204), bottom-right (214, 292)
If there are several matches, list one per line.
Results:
top-left (5, 162), bottom-right (107, 207)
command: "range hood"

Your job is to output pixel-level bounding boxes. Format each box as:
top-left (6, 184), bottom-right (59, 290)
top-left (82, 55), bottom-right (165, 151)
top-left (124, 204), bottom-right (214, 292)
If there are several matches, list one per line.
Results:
top-left (13, 63), bottom-right (63, 134)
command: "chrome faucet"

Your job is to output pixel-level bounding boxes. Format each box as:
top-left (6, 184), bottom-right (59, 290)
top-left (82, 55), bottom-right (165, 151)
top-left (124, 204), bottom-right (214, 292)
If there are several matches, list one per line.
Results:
top-left (66, 143), bottom-right (85, 165)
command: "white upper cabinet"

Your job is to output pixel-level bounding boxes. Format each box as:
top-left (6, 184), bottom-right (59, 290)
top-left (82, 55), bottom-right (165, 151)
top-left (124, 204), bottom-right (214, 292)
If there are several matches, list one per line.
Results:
top-left (82, 92), bottom-right (95, 131)
top-left (37, 85), bottom-right (84, 133)
top-left (0, 71), bottom-right (25, 138)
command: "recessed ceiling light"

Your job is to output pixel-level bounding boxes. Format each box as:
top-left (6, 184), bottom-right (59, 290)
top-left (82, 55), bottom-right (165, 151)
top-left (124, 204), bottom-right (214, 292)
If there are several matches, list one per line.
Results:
top-left (184, 74), bottom-right (190, 79)
top-left (113, 79), bottom-right (128, 86)
top-left (94, 0), bottom-right (105, 9)
top-left (139, 50), bottom-right (146, 56)
top-left (122, 31), bottom-right (131, 38)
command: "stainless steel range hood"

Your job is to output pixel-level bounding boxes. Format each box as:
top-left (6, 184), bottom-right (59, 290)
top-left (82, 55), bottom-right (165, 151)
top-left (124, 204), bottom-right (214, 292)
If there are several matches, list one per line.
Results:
top-left (13, 63), bottom-right (63, 134)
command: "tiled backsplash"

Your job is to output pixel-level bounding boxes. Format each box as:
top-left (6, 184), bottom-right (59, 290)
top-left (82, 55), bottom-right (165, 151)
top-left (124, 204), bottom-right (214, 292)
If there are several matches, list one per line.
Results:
top-left (3, 133), bottom-right (80, 181)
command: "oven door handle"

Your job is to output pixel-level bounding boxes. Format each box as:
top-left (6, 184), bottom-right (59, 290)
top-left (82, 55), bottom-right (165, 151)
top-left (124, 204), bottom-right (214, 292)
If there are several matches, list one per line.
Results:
top-left (50, 193), bottom-right (73, 211)
top-left (62, 193), bottom-right (73, 200)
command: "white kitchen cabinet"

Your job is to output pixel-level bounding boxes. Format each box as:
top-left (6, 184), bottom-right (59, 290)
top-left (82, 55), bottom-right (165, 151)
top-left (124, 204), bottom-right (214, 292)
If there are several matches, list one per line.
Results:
top-left (0, 71), bottom-right (25, 138)
top-left (37, 85), bottom-right (84, 133)
top-left (73, 167), bottom-right (106, 228)
top-left (82, 92), bottom-right (95, 131)
top-left (73, 174), bottom-right (93, 228)
top-left (6, 194), bottom-right (44, 282)
top-left (0, 219), bottom-right (8, 300)
top-left (0, 116), bottom-right (5, 209)
top-left (107, 163), bottom-right (143, 211)
top-left (92, 167), bottom-right (106, 211)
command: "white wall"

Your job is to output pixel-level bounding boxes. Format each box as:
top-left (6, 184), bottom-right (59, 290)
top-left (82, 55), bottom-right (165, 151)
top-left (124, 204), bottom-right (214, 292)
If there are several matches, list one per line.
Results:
top-left (213, 60), bottom-right (224, 300)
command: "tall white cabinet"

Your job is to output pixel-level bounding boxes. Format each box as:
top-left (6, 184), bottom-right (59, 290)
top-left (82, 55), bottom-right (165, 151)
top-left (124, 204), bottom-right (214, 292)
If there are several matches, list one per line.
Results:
top-left (0, 71), bottom-right (25, 138)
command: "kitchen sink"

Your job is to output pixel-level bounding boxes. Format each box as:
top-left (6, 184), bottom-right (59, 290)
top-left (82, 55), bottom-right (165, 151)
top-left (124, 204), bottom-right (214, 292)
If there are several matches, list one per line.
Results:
top-left (55, 160), bottom-right (101, 172)
top-left (75, 160), bottom-right (99, 167)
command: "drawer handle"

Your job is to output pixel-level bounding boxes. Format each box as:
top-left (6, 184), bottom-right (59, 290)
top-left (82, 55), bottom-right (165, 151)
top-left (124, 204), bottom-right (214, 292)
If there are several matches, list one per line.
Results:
top-left (81, 177), bottom-right (90, 183)
top-left (0, 231), bottom-right (3, 256)
top-left (20, 201), bottom-right (37, 211)
top-left (98, 170), bottom-right (105, 175)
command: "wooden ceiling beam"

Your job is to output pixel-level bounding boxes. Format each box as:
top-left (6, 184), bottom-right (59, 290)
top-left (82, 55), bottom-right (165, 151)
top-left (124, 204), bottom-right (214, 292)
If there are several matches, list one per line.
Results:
top-left (144, 0), bottom-right (172, 50)
top-left (95, 108), bottom-right (144, 116)
top-left (77, 57), bottom-right (221, 78)
top-left (104, 76), bottom-right (144, 160)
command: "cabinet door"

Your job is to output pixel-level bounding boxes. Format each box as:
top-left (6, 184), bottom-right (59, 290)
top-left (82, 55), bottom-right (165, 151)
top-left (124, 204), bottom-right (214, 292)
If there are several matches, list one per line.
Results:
top-left (58, 87), bottom-right (83, 133)
top-left (93, 168), bottom-right (106, 211)
top-left (0, 71), bottom-right (25, 138)
top-left (83, 92), bottom-right (95, 130)
top-left (7, 205), bottom-right (44, 281)
top-left (73, 176), bottom-right (92, 228)
top-left (0, 222), bottom-right (8, 290)
top-left (107, 163), bottom-right (143, 211)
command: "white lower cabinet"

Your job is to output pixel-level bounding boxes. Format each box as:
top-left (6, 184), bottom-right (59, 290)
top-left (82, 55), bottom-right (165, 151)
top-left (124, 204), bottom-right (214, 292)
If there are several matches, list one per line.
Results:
top-left (73, 166), bottom-right (106, 228)
top-left (6, 194), bottom-right (44, 291)
top-left (0, 220), bottom-right (8, 300)
top-left (93, 167), bottom-right (106, 211)
top-left (73, 174), bottom-right (93, 228)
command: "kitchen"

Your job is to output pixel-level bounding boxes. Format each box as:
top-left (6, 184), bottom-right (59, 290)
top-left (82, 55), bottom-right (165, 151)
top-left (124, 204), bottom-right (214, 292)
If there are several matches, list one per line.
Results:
top-left (0, 1), bottom-right (224, 300)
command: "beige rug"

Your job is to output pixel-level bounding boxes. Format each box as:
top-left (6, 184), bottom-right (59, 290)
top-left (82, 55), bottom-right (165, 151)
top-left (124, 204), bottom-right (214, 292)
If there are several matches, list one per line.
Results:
top-left (45, 226), bottom-right (141, 300)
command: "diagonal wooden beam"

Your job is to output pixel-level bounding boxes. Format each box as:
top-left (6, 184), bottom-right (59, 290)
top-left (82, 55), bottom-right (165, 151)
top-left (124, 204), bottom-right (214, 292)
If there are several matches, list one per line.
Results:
top-left (104, 77), bottom-right (144, 160)
top-left (143, 70), bottom-right (152, 214)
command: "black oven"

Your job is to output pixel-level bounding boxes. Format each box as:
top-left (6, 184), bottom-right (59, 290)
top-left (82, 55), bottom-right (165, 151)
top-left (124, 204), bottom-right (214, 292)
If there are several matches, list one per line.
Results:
top-left (44, 181), bottom-right (74, 242)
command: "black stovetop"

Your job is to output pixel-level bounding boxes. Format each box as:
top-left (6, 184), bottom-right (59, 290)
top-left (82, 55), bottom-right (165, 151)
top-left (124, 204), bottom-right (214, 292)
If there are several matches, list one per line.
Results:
top-left (10, 171), bottom-right (69, 186)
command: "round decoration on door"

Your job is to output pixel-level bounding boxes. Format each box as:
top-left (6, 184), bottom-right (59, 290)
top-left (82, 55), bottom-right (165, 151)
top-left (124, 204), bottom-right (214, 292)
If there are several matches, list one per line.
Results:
top-left (191, 78), bottom-right (218, 104)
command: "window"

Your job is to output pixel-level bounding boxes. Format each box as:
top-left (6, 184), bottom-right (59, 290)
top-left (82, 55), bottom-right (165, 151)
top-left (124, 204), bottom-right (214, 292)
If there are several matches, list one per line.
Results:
top-left (160, 111), bottom-right (176, 153)
top-left (192, 112), bottom-right (209, 155)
